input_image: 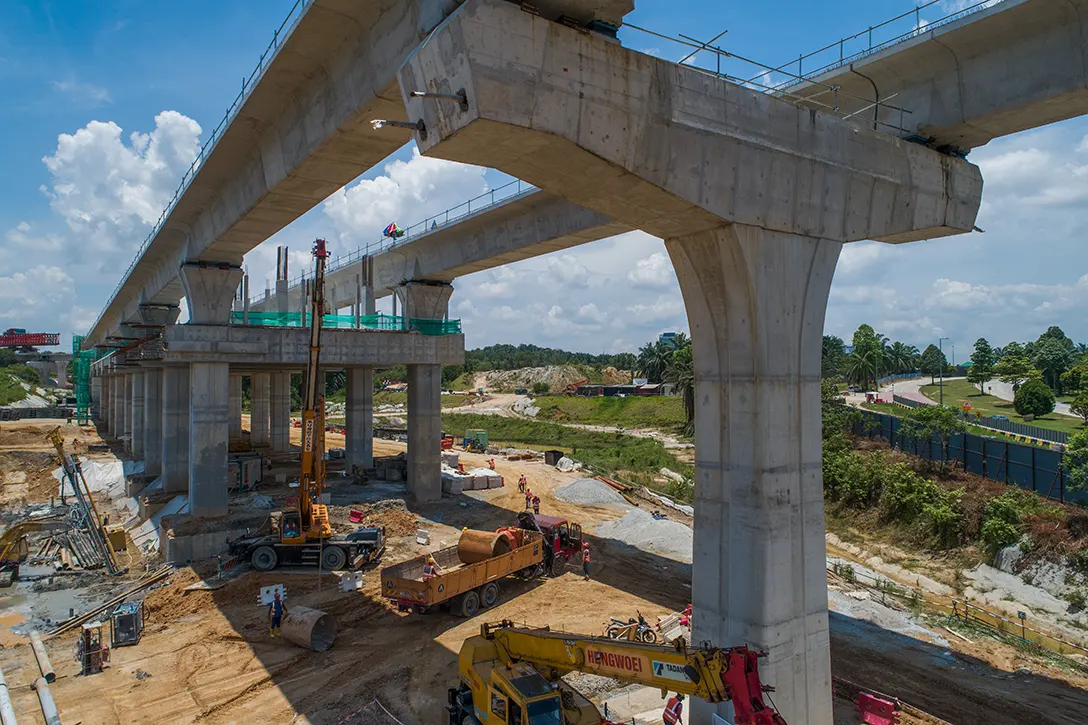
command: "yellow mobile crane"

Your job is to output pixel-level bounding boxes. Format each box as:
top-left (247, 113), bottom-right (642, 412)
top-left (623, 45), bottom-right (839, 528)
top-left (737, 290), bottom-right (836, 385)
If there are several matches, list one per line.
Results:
top-left (448, 621), bottom-right (787, 725)
top-left (227, 239), bottom-right (384, 571)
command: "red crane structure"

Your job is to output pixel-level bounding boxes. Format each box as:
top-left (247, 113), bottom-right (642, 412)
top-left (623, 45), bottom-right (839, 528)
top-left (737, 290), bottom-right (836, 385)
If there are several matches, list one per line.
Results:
top-left (0, 329), bottom-right (60, 351)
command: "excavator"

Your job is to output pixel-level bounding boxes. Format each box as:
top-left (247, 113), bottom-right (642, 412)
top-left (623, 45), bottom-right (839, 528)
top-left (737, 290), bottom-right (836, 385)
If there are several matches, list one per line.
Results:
top-left (227, 239), bottom-right (384, 571)
top-left (448, 621), bottom-right (787, 725)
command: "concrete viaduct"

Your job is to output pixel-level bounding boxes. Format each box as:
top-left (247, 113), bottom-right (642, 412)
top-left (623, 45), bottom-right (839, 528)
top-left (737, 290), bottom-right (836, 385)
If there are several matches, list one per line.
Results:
top-left (81, 0), bottom-right (1088, 722)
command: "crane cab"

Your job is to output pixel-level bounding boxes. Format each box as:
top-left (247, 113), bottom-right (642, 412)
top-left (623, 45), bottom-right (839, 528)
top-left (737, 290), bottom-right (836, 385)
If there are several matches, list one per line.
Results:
top-left (273, 507), bottom-right (331, 546)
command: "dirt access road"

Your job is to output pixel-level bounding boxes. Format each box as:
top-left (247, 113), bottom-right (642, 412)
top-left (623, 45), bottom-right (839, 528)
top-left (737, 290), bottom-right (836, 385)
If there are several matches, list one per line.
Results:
top-left (1, 437), bottom-right (1086, 724)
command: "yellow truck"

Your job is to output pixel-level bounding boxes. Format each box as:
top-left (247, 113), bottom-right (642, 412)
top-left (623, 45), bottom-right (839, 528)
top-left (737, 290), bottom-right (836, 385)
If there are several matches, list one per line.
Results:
top-left (382, 529), bottom-right (544, 617)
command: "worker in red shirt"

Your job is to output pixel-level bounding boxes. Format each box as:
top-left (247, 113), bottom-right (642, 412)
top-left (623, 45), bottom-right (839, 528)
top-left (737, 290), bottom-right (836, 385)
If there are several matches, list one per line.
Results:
top-left (488, 458), bottom-right (495, 470)
top-left (662, 694), bottom-right (684, 725)
top-left (581, 542), bottom-right (591, 581)
top-left (524, 489), bottom-right (533, 510)
top-left (532, 495), bottom-right (541, 514)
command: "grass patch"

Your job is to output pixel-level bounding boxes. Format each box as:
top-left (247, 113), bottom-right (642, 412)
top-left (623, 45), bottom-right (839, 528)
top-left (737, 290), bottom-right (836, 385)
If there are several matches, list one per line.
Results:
top-left (531, 395), bottom-right (686, 434)
top-left (860, 402), bottom-right (1056, 449)
top-left (442, 412), bottom-right (694, 500)
top-left (0, 371), bottom-right (29, 406)
top-left (918, 379), bottom-right (1083, 434)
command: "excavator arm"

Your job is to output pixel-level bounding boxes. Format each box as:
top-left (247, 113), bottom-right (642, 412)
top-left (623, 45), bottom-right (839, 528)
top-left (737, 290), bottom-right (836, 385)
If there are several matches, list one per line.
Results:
top-left (479, 622), bottom-right (787, 725)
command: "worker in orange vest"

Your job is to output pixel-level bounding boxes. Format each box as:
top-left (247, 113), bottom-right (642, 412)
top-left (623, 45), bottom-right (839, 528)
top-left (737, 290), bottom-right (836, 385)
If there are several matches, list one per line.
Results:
top-left (662, 694), bottom-right (684, 725)
top-left (581, 542), bottom-right (591, 581)
top-left (488, 458), bottom-right (496, 470)
top-left (422, 556), bottom-right (442, 581)
top-left (518, 474), bottom-right (527, 493)
top-left (524, 489), bottom-right (533, 510)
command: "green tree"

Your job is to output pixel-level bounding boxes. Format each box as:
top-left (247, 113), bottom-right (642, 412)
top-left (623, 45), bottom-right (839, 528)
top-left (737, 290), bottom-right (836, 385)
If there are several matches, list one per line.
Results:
top-left (1013, 378), bottom-right (1056, 418)
top-left (822, 335), bottom-right (845, 377)
top-left (919, 344), bottom-right (946, 383)
top-left (1031, 336), bottom-right (1075, 393)
top-left (843, 350), bottom-right (876, 389)
top-left (637, 341), bottom-right (674, 384)
top-left (993, 353), bottom-right (1039, 386)
top-left (531, 381), bottom-right (550, 395)
top-left (1064, 427), bottom-right (1088, 491)
top-left (1070, 393), bottom-right (1088, 426)
top-left (966, 337), bottom-right (995, 390)
top-left (900, 405), bottom-right (966, 474)
top-left (665, 343), bottom-right (695, 435)
top-left (885, 341), bottom-right (915, 374)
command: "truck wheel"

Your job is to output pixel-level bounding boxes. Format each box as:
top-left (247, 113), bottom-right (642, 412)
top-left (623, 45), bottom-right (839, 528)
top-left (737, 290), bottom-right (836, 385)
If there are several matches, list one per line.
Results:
top-left (252, 546), bottom-right (277, 571)
top-left (321, 546), bottom-right (347, 570)
top-left (549, 555), bottom-right (565, 577)
top-left (461, 590), bottom-right (481, 618)
top-left (481, 582), bottom-right (499, 608)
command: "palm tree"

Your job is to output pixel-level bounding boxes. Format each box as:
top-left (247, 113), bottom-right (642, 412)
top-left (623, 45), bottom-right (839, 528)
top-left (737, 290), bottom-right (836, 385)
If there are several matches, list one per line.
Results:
top-left (637, 341), bottom-right (674, 383)
top-left (666, 344), bottom-right (695, 435)
top-left (886, 342), bottom-right (914, 374)
top-left (844, 350), bottom-right (876, 389)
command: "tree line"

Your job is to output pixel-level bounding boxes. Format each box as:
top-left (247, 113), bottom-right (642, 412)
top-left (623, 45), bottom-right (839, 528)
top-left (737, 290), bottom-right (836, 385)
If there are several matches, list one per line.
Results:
top-left (823, 324), bottom-right (954, 389)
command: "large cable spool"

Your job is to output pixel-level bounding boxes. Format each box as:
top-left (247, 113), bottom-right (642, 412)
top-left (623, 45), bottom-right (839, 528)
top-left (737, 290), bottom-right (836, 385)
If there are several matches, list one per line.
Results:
top-left (458, 530), bottom-right (513, 564)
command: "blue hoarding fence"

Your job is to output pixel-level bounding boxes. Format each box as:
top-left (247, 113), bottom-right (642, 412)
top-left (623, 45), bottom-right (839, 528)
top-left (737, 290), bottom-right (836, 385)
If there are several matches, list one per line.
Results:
top-left (851, 409), bottom-right (1086, 506)
top-left (888, 396), bottom-right (1069, 446)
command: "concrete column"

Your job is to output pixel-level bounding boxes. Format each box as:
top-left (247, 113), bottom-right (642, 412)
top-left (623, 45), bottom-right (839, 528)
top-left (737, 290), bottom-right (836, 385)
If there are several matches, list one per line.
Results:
top-left (91, 377), bottom-right (102, 420)
top-left (130, 370), bottom-right (146, 458)
top-left (668, 226), bottom-right (840, 725)
top-left (407, 364), bottom-right (442, 501)
top-left (276, 279), bottom-right (289, 315)
top-left (189, 362), bottom-right (230, 518)
top-left (111, 375), bottom-right (120, 435)
top-left (104, 377), bottom-right (114, 433)
top-left (161, 366), bottom-right (190, 494)
top-left (250, 373), bottom-right (271, 446)
top-left (144, 369), bottom-right (163, 477)
top-left (180, 262), bottom-right (243, 325)
top-left (345, 367), bottom-right (374, 473)
top-left (122, 373), bottom-right (133, 446)
top-left (228, 373), bottom-right (242, 438)
top-left (54, 360), bottom-right (68, 388)
top-left (270, 372), bottom-right (292, 452)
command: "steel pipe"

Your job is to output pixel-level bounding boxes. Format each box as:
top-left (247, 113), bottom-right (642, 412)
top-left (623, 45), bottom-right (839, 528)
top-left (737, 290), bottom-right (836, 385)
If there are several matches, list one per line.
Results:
top-left (0, 667), bottom-right (18, 725)
top-left (29, 631), bottom-right (55, 683)
top-left (281, 606), bottom-right (337, 652)
top-left (32, 678), bottom-right (60, 725)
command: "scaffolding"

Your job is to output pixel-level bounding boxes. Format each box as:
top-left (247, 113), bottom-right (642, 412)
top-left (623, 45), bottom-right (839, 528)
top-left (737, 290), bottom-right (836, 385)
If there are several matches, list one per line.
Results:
top-left (72, 335), bottom-right (98, 425)
top-left (228, 312), bottom-right (461, 335)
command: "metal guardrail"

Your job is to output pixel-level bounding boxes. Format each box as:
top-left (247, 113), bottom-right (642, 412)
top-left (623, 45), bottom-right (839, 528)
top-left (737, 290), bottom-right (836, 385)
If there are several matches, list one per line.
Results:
top-left (86, 0), bottom-right (317, 343)
top-left (888, 394), bottom-right (1069, 445)
top-left (249, 178), bottom-right (538, 308)
top-left (766, 0), bottom-right (1001, 85)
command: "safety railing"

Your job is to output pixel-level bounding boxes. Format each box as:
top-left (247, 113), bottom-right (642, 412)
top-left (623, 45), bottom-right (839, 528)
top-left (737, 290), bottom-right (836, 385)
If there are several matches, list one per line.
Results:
top-left (764, 0), bottom-right (1002, 85)
top-left (87, 0), bottom-right (317, 341)
top-left (248, 178), bottom-right (538, 308)
top-left (229, 311), bottom-right (461, 336)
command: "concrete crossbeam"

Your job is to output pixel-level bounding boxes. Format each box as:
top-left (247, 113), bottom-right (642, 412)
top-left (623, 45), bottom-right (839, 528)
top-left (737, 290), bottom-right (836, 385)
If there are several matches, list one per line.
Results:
top-left (180, 264), bottom-right (243, 326)
top-left (394, 281), bottom-right (453, 322)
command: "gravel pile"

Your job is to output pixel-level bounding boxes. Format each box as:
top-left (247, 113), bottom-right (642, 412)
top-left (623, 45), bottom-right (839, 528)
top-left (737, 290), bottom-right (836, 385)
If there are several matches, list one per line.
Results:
top-left (595, 509), bottom-right (693, 563)
top-left (554, 478), bottom-right (626, 507)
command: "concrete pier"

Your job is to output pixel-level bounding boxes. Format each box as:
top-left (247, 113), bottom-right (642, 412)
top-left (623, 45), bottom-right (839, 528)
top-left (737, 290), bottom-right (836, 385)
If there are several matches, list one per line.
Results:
top-left (229, 373), bottom-right (242, 438)
top-left (250, 373), bottom-right (270, 447)
top-left (345, 367), bottom-right (374, 474)
top-left (407, 364), bottom-right (442, 501)
top-left (270, 372), bottom-right (292, 453)
top-left (130, 370), bottom-right (146, 458)
top-left (188, 362), bottom-right (230, 518)
top-left (122, 374), bottom-right (133, 448)
top-left (144, 368), bottom-right (163, 478)
top-left (162, 366), bottom-right (190, 494)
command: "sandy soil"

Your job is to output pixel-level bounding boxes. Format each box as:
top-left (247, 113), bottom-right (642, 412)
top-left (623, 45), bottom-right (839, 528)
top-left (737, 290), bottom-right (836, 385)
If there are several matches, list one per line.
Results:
top-left (0, 422), bottom-right (1086, 724)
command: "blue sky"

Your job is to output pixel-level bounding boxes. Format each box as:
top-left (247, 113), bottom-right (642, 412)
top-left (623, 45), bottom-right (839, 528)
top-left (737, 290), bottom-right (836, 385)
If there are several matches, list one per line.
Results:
top-left (3, 0), bottom-right (1087, 357)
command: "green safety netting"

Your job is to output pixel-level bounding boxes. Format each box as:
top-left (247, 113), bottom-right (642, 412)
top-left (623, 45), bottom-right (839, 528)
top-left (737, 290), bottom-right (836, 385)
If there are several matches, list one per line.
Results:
top-left (229, 312), bottom-right (461, 336)
top-left (72, 335), bottom-right (103, 425)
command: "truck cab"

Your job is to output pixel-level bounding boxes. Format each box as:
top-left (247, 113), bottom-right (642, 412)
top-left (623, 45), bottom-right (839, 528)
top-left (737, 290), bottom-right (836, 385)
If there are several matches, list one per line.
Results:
top-left (516, 513), bottom-right (582, 577)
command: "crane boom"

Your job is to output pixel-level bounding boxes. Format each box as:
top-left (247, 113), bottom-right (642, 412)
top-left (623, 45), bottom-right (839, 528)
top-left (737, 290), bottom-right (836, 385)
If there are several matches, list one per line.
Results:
top-left (464, 622), bottom-right (786, 725)
top-left (298, 239), bottom-right (331, 538)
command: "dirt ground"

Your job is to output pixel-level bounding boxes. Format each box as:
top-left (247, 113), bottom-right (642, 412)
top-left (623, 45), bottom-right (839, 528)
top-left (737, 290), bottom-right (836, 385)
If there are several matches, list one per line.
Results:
top-left (1, 421), bottom-right (1087, 724)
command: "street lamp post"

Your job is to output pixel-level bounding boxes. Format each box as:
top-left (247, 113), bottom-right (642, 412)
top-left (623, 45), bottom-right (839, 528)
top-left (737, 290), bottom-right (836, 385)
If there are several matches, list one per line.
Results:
top-left (938, 337), bottom-right (951, 406)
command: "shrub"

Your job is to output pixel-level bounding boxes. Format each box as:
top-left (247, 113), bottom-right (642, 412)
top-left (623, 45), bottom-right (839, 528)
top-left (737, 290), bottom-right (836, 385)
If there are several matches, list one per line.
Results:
top-left (878, 463), bottom-right (932, 522)
top-left (530, 382), bottom-right (550, 395)
top-left (921, 488), bottom-right (965, 548)
top-left (981, 518), bottom-right (1022, 554)
top-left (1014, 378), bottom-right (1056, 417)
top-left (4, 364), bottom-right (39, 386)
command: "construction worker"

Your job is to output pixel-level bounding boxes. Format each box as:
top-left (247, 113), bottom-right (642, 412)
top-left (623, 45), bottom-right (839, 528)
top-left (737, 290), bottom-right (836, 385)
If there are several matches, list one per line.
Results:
top-left (488, 458), bottom-right (496, 470)
top-left (532, 495), bottom-right (541, 515)
top-left (524, 489), bottom-right (533, 510)
top-left (581, 542), bottom-right (591, 581)
top-left (518, 474), bottom-right (527, 493)
top-left (662, 694), bottom-right (684, 725)
top-left (268, 590), bottom-right (286, 638)
top-left (422, 556), bottom-right (442, 581)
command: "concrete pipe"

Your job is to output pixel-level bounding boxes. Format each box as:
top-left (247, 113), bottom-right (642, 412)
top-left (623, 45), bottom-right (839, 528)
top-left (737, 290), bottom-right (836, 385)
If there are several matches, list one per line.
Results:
top-left (457, 530), bottom-right (512, 565)
top-left (32, 678), bottom-right (60, 725)
top-left (29, 631), bottom-right (55, 683)
top-left (282, 606), bottom-right (337, 652)
top-left (0, 667), bottom-right (18, 725)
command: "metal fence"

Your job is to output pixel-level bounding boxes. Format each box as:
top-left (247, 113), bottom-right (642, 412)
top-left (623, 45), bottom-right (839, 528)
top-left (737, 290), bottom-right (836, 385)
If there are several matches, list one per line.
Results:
top-left (0, 407), bottom-right (75, 421)
top-left (852, 410), bottom-right (1086, 505)
top-left (877, 372), bottom-right (921, 385)
top-left (889, 395), bottom-right (1069, 445)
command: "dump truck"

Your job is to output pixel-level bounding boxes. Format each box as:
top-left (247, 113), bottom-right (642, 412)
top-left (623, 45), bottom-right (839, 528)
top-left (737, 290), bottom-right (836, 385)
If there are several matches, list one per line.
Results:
top-left (382, 528), bottom-right (544, 616)
top-left (448, 621), bottom-right (787, 725)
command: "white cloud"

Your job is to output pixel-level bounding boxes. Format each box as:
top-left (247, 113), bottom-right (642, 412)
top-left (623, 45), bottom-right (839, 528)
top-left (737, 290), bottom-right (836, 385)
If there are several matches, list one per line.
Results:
top-left (40, 110), bottom-right (202, 262)
top-left (51, 79), bottom-right (111, 106)
top-left (627, 252), bottom-right (675, 288)
top-left (545, 255), bottom-right (592, 288)
top-left (0, 265), bottom-right (74, 320)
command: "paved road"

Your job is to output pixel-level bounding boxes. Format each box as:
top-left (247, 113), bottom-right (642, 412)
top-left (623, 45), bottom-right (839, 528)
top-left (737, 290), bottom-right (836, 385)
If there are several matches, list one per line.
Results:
top-left (982, 379), bottom-right (1076, 417)
top-left (878, 376), bottom-right (966, 406)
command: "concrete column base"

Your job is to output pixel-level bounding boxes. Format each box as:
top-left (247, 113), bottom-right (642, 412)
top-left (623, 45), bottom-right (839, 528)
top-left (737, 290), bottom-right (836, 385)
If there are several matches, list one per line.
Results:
top-left (668, 225), bottom-right (839, 725)
top-left (270, 372), bottom-right (292, 452)
top-left (189, 362), bottom-right (230, 518)
top-left (345, 367), bottom-right (374, 474)
top-left (131, 370), bottom-right (146, 458)
top-left (144, 369), bottom-right (163, 478)
top-left (229, 373), bottom-right (242, 438)
top-left (407, 364), bottom-right (442, 501)
top-left (162, 366), bottom-right (190, 495)
top-left (250, 373), bottom-right (271, 446)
